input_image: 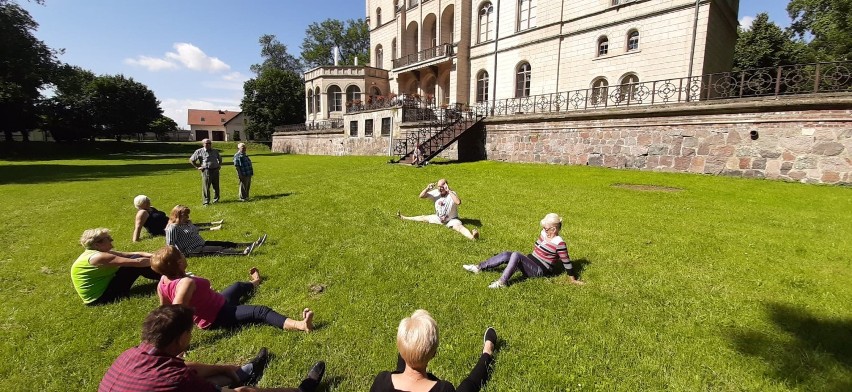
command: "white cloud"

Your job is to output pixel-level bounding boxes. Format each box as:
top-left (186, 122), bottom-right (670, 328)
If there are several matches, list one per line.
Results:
top-left (125, 43), bottom-right (230, 73)
top-left (739, 16), bottom-right (755, 31)
top-left (202, 72), bottom-right (248, 91)
top-left (124, 56), bottom-right (178, 71)
top-left (222, 72), bottom-right (246, 81)
top-left (161, 98), bottom-right (240, 129)
top-left (165, 43), bottom-right (230, 73)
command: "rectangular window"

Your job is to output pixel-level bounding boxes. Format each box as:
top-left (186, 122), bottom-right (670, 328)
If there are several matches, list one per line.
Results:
top-left (365, 119), bottom-right (374, 137)
top-left (349, 121), bottom-right (358, 137)
top-left (381, 118), bottom-right (391, 136)
top-left (518, 0), bottom-right (536, 31)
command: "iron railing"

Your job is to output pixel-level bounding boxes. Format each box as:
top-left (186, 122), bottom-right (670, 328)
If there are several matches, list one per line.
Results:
top-left (392, 102), bottom-right (485, 160)
top-left (473, 61), bottom-right (851, 116)
top-left (346, 93), bottom-right (435, 113)
top-left (274, 119), bottom-right (343, 133)
top-left (392, 43), bottom-right (453, 69)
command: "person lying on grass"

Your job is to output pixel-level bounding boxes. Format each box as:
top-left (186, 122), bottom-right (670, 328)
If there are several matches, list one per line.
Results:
top-left (463, 213), bottom-right (585, 288)
top-left (151, 245), bottom-right (314, 332)
top-left (133, 195), bottom-right (223, 242)
top-left (370, 309), bottom-right (497, 392)
top-left (99, 304), bottom-right (326, 392)
top-left (398, 178), bottom-right (480, 240)
top-left (165, 205), bottom-right (265, 257)
top-left (71, 228), bottom-right (161, 305)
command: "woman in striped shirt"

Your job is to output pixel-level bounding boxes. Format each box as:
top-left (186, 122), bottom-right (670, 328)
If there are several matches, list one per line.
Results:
top-left (165, 205), bottom-right (266, 257)
top-left (463, 213), bottom-right (584, 288)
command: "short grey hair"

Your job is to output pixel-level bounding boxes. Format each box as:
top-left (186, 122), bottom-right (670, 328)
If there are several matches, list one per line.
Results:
top-left (80, 228), bottom-right (111, 249)
top-left (133, 195), bottom-right (150, 209)
top-left (396, 309), bottom-right (439, 368)
top-left (237, 143), bottom-right (246, 149)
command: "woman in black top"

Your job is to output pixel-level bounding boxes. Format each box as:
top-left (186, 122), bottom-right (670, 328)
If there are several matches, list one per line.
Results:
top-left (132, 195), bottom-right (222, 242)
top-left (370, 310), bottom-right (497, 392)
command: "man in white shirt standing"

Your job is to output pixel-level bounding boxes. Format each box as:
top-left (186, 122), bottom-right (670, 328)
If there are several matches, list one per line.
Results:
top-left (189, 139), bottom-right (223, 205)
top-left (399, 178), bottom-right (480, 240)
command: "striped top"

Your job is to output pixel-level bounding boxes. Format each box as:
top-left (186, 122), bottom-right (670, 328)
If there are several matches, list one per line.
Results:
top-left (165, 223), bottom-right (205, 254)
top-left (531, 230), bottom-right (575, 277)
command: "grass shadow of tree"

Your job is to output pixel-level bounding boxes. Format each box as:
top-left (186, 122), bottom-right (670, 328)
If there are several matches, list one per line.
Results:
top-left (215, 193), bottom-right (293, 204)
top-left (729, 303), bottom-right (852, 392)
top-left (0, 162), bottom-right (190, 185)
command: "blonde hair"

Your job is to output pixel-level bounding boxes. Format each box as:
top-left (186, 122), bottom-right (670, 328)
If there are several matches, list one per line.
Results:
top-left (237, 143), bottom-right (246, 149)
top-left (540, 213), bottom-right (563, 232)
top-left (151, 245), bottom-right (185, 279)
top-left (396, 309), bottom-right (439, 368)
top-left (80, 228), bottom-right (111, 249)
top-left (168, 205), bottom-right (190, 225)
top-left (133, 195), bottom-right (150, 209)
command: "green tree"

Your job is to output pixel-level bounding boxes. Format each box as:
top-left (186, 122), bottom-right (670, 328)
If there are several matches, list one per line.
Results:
top-left (787, 0), bottom-right (852, 61)
top-left (42, 64), bottom-right (97, 141)
top-left (241, 68), bottom-right (304, 140)
top-left (88, 74), bottom-right (162, 140)
top-left (148, 115), bottom-right (178, 140)
top-left (0, 0), bottom-right (59, 141)
top-left (250, 34), bottom-right (303, 74)
top-left (733, 13), bottom-right (811, 71)
top-left (300, 18), bottom-right (369, 68)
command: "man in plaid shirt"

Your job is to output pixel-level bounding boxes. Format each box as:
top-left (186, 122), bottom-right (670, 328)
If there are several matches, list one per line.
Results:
top-left (233, 143), bottom-right (254, 202)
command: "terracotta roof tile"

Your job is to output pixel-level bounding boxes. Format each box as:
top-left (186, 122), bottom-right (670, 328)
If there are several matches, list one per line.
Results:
top-left (187, 109), bottom-right (241, 126)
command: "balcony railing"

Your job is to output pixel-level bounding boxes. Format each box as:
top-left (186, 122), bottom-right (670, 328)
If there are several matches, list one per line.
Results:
top-left (274, 119), bottom-right (343, 133)
top-left (345, 93), bottom-right (435, 113)
top-left (393, 43), bottom-right (453, 69)
top-left (303, 66), bottom-right (389, 81)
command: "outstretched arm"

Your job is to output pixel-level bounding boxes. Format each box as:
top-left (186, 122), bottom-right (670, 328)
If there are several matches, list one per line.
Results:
top-left (89, 251), bottom-right (152, 267)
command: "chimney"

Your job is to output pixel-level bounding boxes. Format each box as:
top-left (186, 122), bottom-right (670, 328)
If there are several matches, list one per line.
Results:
top-left (333, 46), bottom-right (339, 66)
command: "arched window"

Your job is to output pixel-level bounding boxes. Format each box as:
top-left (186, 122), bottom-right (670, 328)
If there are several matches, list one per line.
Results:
top-left (627, 30), bottom-right (639, 51)
top-left (478, 3), bottom-right (494, 43)
top-left (618, 73), bottom-right (639, 103)
top-left (375, 45), bottom-right (384, 69)
top-left (476, 70), bottom-right (489, 102)
top-left (376, 8), bottom-right (382, 27)
top-left (307, 90), bottom-right (314, 114)
top-left (517, 0), bottom-right (536, 31)
top-left (597, 36), bottom-right (609, 57)
top-left (590, 78), bottom-right (609, 105)
top-left (515, 62), bottom-right (531, 98)
top-left (328, 85), bottom-right (342, 112)
top-left (391, 39), bottom-right (397, 60)
top-left (314, 87), bottom-right (321, 114)
top-left (346, 85), bottom-right (361, 103)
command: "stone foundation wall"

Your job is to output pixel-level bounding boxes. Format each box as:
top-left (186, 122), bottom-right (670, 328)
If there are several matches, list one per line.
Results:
top-left (272, 130), bottom-right (391, 156)
top-left (484, 97), bottom-right (852, 184)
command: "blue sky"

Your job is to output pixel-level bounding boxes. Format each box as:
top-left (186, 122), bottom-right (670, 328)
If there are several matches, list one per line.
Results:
top-left (22, 0), bottom-right (792, 128)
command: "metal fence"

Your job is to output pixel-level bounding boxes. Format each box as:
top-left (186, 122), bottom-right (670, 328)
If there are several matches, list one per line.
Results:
top-left (274, 119), bottom-right (343, 133)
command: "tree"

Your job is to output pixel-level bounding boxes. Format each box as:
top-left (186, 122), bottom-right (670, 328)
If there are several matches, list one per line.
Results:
top-left (42, 64), bottom-right (97, 141)
top-left (250, 34), bottom-right (303, 75)
top-left (733, 13), bottom-right (811, 71)
top-left (88, 74), bottom-right (162, 140)
top-left (300, 18), bottom-right (369, 69)
top-left (241, 68), bottom-right (304, 140)
top-left (0, 0), bottom-right (59, 141)
top-left (148, 115), bottom-right (178, 140)
top-left (787, 0), bottom-right (852, 61)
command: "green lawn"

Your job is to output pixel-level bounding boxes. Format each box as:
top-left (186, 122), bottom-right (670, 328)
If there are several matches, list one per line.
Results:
top-left (0, 142), bottom-right (849, 391)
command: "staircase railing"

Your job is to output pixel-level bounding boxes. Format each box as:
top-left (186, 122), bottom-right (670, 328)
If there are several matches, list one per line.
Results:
top-left (392, 103), bottom-right (485, 163)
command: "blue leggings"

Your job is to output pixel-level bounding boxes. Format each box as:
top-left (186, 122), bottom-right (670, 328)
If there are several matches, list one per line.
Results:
top-left (210, 282), bottom-right (288, 329)
top-left (479, 251), bottom-right (546, 284)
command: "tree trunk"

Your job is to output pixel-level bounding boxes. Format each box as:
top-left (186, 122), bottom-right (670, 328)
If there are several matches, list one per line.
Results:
top-left (3, 130), bottom-right (13, 142)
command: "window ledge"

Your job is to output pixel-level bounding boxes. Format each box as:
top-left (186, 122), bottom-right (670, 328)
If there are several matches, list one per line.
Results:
top-left (594, 49), bottom-right (641, 61)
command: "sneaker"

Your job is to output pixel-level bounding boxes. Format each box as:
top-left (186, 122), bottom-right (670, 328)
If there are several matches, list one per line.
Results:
top-left (488, 280), bottom-right (507, 289)
top-left (483, 327), bottom-right (498, 346)
top-left (307, 361), bottom-right (326, 383)
top-left (212, 219), bottom-right (224, 225)
top-left (245, 347), bottom-right (269, 385)
top-left (244, 242), bottom-right (256, 256)
top-left (462, 264), bottom-right (481, 274)
top-left (255, 233), bottom-right (267, 248)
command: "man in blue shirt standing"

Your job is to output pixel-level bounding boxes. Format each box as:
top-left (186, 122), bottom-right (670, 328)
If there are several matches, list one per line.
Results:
top-left (189, 139), bottom-right (223, 205)
top-left (233, 143), bottom-right (254, 202)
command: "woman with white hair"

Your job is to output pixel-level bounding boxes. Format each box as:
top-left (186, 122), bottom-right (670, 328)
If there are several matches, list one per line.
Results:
top-left (463, 213), bottom-right (584, 288)
top-left (370, 309), bottom-right (497, 392)
top-left (132, 195), bottom-right (221, 242)
top-left (71, 228), bottom-right (161, 305)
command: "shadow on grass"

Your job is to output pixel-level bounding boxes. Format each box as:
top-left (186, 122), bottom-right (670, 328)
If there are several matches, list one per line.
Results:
top-left (215, 193), bottom-right (293, 204)
top-left (0, 162), bottom-right (190, 185)
top-left (0, 141), bottom-right (199, 161)
top-left (127, 282), bottom-right (158, 299)
top-left (729, 303), bottom-right (852, 392)
top-left (459, 217), bottom-right (482, 227)
top-left (319, 375), bottom-right (345, 392)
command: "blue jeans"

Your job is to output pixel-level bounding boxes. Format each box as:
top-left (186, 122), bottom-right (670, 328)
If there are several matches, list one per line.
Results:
top-left (210, 282), bottom-right (287, 329)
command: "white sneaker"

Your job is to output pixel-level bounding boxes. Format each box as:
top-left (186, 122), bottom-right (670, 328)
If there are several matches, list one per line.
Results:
top-left (462, 264), bottom-right (480, 274)
top-left (488, 280), bottom-right (507, 289)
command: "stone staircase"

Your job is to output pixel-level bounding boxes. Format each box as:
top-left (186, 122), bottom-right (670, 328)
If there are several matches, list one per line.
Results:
top-left (393, 105), bottom-right (485, 165)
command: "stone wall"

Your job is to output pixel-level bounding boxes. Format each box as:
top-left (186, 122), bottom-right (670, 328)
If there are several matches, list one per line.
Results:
top-left (483, 96), bottom-right (852, 184)
top-left (272, 129), bottom-right (391, 156)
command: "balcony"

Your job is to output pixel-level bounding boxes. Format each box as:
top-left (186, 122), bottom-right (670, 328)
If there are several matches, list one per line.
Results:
top-left (304, 66), bottom-right (389, 81)
top-left (392, 43), bottom-right (454, 69)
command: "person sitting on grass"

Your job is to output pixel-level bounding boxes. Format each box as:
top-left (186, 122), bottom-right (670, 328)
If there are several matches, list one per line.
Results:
top-left (71, 228), bottom-right (161, 305)
top-left (463, 213), bottom-right (584, 288)
top-left (151, 245), bottom-right (314, 333)
top-left (370, 309), bottom-right (497, 392)
top-left (99, 305), bottom-right (326, 392)
top-left (133, 195), bottom-right (222, 242)
top-left (398, 178), bottom-right (480, 240)
top-left (165, 205), bottom-right (264, 257)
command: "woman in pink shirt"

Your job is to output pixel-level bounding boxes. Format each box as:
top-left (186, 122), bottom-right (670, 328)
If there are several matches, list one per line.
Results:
top-left (151, 245), bottom-right (314, 331)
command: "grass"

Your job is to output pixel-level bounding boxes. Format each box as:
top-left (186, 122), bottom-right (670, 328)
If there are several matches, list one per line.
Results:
top-left (0, 142), bottom-right (849, 391)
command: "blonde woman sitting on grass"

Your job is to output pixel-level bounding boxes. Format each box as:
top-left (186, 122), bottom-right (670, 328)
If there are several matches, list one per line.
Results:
top-left (370, 309), bottom-right (497, 392)
top-left (165, 205), bottom-right (264, 257)
top-left (151, 245), bottom-right (314, 332)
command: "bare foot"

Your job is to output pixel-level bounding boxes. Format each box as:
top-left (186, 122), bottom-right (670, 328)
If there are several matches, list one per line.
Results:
top-left (249, 267), bottom-right (262, 286)
top-left (302, 308), bottom-right (314, 332)
top-left (472, 229), bottom-right (480, 240)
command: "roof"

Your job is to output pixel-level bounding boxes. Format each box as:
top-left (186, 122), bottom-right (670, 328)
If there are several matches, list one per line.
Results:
top-left (187, 109), bottom-right (241, 126)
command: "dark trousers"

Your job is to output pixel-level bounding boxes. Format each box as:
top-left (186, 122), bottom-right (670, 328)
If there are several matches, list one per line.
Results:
top-left (186, 240), bottom-right (251, 257)
top-left (210, 282), bottom-right (287, 329)
top-left (238, 175), bottom-right (252, 200)
top-left (89, 266), bottom-right (161, 305)
top-left (395, 353), bottom-right (493, 392)
top-left (201, 168), bottom-right (220, 204)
